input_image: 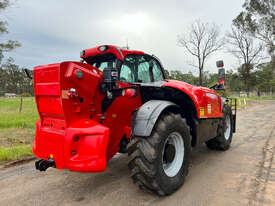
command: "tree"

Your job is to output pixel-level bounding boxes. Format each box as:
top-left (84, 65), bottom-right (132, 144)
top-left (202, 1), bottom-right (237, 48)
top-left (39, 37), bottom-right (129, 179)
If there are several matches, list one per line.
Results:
top-left (234, 0), bottom-right (275, 61)
top-left (0, 0), bottom-right (21, 63)
top-left (226, 69), bottom-right (243, 91)
top-left (177, 20), bottom-right (224, 86)
top-left (0, 0), bottom-right (27, 95)
top-left (255, 62), bottom-right (275, 93)
top-left (0, 58), bottom-right (34, 95)
top-left (226, 23), bottom-right (265, 93)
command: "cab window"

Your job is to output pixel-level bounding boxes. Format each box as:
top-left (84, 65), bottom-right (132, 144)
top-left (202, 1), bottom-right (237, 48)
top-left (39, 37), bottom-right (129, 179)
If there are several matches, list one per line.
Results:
top-left (120, 63), bottom-right (135, 82)
top-left (84, 53), bottom-right (116, 71)
top-left (120, 55), bottom-right (164, 83)
top-left (152, 61), bottom-right (164, 81)
top-left (137, 58), bottom-right (151, 83)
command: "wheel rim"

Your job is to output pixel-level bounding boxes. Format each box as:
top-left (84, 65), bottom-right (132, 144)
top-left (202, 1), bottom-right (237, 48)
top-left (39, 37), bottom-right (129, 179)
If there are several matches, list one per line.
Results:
top-left (224, 115), bottom-right (231, 140)
top-left (162, 132), bottom-right (184, 177)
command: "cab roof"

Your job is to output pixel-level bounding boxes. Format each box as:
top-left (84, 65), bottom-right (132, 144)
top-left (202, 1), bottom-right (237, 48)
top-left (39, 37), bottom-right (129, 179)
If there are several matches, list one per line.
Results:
top-left (80, 45), bottom-right (145, 61)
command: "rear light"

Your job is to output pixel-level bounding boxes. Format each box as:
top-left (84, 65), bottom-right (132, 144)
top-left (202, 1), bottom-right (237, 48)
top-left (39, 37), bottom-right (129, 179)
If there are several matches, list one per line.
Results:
top-left (122, 88), bottom-right (137, 98)
top-left (68, 88), bottom-right (78, 98)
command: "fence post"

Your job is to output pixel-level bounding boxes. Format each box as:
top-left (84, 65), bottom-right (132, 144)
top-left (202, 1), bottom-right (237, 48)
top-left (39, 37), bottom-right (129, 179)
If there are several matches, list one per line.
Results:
top-left (19, 96), bottom-right (23, 113)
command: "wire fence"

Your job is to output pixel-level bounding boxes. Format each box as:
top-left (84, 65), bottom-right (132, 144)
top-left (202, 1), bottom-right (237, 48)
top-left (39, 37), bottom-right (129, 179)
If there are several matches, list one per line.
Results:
top-left (231, 91), bottom-right (275, 98)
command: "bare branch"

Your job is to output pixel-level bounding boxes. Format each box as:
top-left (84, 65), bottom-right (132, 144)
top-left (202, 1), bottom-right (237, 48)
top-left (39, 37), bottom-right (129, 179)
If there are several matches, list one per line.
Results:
top-left (226, 24), bottom-right (266, 92)
top-left (177, 19), bottom-right (224, 86)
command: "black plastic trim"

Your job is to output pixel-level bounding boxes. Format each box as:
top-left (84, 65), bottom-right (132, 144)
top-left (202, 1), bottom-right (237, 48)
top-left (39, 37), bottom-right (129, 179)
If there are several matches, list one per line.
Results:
top-left (132, 100), bottom-right (179, 137)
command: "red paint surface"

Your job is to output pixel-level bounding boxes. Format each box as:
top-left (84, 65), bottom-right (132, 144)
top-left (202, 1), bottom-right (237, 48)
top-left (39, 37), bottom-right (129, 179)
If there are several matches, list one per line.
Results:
top-left (81, 45), bottom-right (144, 60)
top-left (164, 80), bottom-right (223, 118)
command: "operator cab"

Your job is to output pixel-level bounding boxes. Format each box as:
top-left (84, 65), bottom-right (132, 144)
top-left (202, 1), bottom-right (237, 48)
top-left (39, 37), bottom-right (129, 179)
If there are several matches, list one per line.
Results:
top-left (80, 45), bottom-right (166, 85)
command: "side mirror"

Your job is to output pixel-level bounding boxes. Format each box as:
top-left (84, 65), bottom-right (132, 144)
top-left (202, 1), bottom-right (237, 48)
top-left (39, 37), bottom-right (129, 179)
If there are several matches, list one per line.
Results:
top-left (216, 60), bottom-right (224, 68)
top-left (102, 67), bottom-right (118, 91)
top-left (218, 68), bottom-right (225, 85)
top-left (209, 60), bottom-right (226, 90)
top-left (216, 60), bottom-right (225, 87)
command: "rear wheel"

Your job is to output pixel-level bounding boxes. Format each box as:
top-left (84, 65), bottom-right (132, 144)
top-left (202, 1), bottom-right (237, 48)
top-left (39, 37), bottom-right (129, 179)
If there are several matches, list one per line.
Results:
top-left (206, 104), bottom-right (233, 150)
top-left (127, 113), bottom-right (191, 196)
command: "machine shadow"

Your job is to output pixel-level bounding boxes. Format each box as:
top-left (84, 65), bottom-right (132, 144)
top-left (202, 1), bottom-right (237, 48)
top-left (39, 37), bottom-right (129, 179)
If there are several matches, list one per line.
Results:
top-left (59, 145), bottom-right (221, 202)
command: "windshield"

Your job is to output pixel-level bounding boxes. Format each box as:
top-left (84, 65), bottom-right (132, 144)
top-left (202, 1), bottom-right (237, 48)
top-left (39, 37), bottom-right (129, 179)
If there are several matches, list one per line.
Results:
top-left (84, 53), bottom-right (117, 71)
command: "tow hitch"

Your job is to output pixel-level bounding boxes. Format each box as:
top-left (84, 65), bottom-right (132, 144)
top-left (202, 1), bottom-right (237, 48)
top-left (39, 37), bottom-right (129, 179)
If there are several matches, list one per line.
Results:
top-left (35, 159), bottom-right (56, 171)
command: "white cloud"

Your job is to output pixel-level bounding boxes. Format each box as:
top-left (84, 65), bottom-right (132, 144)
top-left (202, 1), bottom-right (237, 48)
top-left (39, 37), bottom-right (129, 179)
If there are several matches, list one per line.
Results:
top-left (5, 0), bottom-right (242, 74)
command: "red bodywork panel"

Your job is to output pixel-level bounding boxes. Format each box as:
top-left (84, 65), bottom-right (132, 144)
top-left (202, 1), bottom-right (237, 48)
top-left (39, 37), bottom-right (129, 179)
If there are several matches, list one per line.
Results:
top-left (163, 80), bottom-right (223, 118)
top-left (33, 45), bottom-right (222, 172)
top-left (81, 45), bottom-right (144, 61)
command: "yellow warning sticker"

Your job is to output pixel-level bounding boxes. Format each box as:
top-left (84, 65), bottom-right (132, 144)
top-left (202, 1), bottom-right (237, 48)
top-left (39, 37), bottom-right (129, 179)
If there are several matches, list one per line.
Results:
top-left (200, 108), bottom-right (205, 117)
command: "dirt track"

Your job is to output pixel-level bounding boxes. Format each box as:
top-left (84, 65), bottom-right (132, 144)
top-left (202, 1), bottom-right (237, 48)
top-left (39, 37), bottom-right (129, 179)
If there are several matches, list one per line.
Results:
top-left (0, 101), bottom-right (275, 206)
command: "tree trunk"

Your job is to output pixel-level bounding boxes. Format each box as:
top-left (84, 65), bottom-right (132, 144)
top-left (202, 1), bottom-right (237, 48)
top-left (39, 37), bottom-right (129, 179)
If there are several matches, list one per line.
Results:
top-left (199, 68), bottom-right (203, 86)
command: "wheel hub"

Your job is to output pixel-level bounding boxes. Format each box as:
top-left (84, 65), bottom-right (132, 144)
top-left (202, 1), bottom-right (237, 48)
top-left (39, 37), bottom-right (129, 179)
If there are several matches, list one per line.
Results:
top-left (164, 144), bottom-right (176, 163)
top-left (162, 132), bottom-right (184, 177)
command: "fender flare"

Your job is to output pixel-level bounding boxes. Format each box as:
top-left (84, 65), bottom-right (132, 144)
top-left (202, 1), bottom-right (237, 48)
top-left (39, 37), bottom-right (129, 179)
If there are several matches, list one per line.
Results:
top-left (132, 100), bottom-right (180, 137)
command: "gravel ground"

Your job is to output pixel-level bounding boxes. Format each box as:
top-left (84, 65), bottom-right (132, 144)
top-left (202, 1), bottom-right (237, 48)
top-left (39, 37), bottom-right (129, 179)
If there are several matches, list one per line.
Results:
top-left (0, 100), bottom-right (274, 206)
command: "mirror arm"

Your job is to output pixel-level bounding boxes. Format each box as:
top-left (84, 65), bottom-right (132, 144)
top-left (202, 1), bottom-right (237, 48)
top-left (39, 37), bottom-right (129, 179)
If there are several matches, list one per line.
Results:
top-left (24, 69), bottom-right (33, 80)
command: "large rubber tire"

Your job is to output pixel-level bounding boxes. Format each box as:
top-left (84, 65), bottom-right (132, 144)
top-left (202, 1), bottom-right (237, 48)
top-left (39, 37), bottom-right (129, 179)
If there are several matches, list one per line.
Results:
top-left (206, 104), bottom-right (233, 150)
top-left (127, 112), bottom-right (191, 196)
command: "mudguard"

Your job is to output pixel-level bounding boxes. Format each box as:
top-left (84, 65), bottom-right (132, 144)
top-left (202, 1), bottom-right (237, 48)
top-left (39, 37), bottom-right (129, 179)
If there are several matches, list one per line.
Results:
top-left (132, 100), bottom-right (180, 137)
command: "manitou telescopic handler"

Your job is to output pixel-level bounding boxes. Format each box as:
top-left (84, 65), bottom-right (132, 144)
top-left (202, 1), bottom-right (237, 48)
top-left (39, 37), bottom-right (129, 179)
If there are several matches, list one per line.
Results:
top-left (32, 45), bottom-right (236, 195)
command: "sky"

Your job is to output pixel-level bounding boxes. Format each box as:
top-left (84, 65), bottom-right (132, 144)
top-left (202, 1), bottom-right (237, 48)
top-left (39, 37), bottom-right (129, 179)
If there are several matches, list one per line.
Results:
top-left (2, 0), bottom-right (243, 74)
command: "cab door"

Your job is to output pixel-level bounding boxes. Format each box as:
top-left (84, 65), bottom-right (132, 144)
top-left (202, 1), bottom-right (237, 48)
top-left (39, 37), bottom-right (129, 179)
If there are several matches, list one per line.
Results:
top-left (104, 55), bottom-right (141, 159)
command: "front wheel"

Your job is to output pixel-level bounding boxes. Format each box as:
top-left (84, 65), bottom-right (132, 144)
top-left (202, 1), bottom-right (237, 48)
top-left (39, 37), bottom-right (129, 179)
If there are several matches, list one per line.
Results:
top-left (127, 113), bottom-right (191, 196)
top-left (206, 104), bottom-right (233, 150)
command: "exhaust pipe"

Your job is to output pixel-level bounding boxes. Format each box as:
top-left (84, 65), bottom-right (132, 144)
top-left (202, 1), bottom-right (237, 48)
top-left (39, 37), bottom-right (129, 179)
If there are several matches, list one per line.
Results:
top-left (35, 159), bottom-right (55, 171)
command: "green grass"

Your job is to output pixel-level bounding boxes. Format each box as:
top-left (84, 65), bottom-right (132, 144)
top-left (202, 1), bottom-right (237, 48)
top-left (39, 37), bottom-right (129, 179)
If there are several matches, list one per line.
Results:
top-left (0, 97), bottom-right (38, 129)
top-left (0, 145), bottom-right (33, 163)
top-left (0, 97), bottom-right (38, 164)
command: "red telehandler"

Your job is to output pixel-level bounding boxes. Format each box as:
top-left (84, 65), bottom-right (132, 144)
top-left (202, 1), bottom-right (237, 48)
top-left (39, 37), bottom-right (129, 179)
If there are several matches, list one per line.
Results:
top-left (32, 45), bottom-right (236, 195)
